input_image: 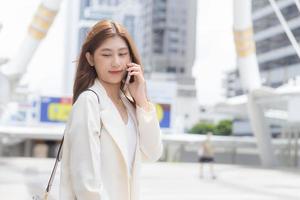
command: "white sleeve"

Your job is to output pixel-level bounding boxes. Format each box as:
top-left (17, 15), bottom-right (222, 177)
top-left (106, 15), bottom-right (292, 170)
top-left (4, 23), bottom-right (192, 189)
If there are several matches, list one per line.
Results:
top-left (136, 102), bottom-right (163, 162)
top-left (67, 92), bottom-right (105, 199)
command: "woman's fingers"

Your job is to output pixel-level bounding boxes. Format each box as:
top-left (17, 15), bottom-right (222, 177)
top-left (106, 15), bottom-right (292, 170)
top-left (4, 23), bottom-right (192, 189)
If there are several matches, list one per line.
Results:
top-left (126, 63), bottom-right (142, 71)
top-left (127, 66), bottom-right (141, 72)
top-left (129, 71), bottom-right (139, 76)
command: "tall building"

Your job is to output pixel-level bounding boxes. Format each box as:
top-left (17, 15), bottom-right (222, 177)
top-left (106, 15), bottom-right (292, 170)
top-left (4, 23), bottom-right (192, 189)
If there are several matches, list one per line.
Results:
top-left (141, 0), bottom-right (197, 77)
top-left (140, 0), bottom-right (199, 130)
top-left (223, 70), bottom-right (243, 98)
top-left (224, 0), bottom-right (300, 98)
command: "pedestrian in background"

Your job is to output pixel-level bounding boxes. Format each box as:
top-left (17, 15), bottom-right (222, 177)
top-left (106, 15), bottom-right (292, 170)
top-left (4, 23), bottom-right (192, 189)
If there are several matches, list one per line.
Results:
top-left (197, 132), bottom-right (216, 179)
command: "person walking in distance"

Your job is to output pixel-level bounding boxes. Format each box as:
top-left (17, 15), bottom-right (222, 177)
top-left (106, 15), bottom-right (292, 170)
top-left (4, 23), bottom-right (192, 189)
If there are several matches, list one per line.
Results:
top-left (197, 132), bottom-right (216, 179)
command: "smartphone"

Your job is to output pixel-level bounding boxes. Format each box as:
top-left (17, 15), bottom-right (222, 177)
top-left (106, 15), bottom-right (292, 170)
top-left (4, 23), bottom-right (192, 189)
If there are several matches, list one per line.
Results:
top-left (122, 71), bottom-right (134, 90)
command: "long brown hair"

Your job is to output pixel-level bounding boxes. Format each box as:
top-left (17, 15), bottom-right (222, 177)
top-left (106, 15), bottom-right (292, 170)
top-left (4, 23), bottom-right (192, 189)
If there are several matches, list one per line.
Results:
top-left (72, 19), bottom-right (142, 104)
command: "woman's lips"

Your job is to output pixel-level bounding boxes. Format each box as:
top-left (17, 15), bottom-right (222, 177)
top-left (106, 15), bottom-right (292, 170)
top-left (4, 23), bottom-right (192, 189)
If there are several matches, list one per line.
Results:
top-left (109, 70), bottom-right (123, 74)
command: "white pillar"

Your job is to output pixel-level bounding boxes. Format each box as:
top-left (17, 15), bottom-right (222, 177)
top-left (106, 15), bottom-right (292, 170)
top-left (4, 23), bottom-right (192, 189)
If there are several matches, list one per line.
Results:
top-left (1, 0), bottom-right (63, 80)
top-left (233, 0), bottom-right (261, 90)
top-left (0, 0), bottom-right (63, 105)
top-left (247, 93), bottom-right (276, 167)
top-left (233, 0), bottom-right (276, 167)
top-left (63, 0), bottom-right (81, 95)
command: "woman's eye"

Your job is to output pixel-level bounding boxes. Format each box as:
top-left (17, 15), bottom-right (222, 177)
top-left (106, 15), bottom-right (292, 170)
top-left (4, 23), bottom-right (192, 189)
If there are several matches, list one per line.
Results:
top-left (119, 53), bottom-right (128, 56)
top-left (102, 54), bottom-right (111, 57)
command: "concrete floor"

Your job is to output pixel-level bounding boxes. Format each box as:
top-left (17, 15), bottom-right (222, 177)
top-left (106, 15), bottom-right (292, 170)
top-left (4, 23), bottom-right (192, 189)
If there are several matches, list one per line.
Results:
top-left (0, 157), bottom-right (299, 200)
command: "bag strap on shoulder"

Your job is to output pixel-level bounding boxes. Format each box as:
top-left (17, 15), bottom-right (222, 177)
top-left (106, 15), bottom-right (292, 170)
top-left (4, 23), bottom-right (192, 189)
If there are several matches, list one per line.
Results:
top-left (43, 89), bottom-right (101, 199)
top-left (86, 88), bottom-right (100, 104)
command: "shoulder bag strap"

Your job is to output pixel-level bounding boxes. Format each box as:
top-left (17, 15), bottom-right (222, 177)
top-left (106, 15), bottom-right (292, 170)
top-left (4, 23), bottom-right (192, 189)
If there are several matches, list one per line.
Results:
top-left (43, 89), bottom-right (102, 199)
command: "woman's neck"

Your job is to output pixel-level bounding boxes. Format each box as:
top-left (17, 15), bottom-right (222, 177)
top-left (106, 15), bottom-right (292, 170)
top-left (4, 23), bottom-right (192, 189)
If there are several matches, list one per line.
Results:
top-left (98, 78), bottom-right (121, 102)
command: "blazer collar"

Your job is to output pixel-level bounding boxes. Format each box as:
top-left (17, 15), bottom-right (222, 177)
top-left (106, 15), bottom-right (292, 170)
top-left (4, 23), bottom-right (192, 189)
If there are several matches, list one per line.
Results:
top-left (91, 78), bottom-right (137, 125)
top-left (89, 78), bottom-right (138, 176)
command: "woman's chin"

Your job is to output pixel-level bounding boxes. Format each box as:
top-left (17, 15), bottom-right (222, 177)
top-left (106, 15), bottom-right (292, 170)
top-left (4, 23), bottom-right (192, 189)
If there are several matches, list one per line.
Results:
top-left (101, 79), bottom-right (122, 85)
top-left (102, 79), bottom-right (122, 85)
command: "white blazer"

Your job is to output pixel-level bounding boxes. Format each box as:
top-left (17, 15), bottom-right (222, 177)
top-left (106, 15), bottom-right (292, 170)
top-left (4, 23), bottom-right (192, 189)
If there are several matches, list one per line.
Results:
top-left (59, 78), bottom-right (163, 200)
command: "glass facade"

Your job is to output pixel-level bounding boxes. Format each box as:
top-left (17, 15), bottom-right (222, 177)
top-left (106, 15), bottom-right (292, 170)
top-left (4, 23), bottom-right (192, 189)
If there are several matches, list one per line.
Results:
top-left (225, 0), bottom-right (300, 97)
top-left (141, 0), bottom-right (196, 76)
top-left (253, 0), bottom-right (300, 87)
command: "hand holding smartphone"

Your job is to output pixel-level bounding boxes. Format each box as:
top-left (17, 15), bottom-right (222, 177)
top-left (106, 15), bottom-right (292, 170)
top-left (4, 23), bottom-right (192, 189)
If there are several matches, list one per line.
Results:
top-left (122, 63), bottom-right (135, 91)
top-left (122, 72), bottom-right (131, 91)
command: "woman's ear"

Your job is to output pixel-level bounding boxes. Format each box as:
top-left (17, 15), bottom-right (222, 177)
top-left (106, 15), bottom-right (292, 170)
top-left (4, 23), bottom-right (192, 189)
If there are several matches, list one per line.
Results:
top-left (85, 52), bottom-right (94, 66)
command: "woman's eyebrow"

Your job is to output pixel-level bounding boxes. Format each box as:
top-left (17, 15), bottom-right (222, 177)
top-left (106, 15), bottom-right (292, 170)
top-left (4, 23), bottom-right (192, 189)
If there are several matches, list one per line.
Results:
top-left (119, 47), bottom-right (128, 51)
top-left (100, 47), bottom-right (128, 52)
top-left (100, 48), bottom-right (112, 52)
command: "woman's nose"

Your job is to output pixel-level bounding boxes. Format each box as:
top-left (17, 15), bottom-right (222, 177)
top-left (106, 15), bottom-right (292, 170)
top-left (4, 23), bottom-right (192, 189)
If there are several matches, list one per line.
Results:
top-left (112, 55), bottom-right (121, 68)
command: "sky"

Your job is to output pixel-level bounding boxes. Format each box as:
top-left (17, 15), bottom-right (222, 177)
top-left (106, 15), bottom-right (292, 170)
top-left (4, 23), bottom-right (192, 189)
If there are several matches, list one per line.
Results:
top-left (0, 0), bottom-right (236, 105)
top-left (193, 0), bottom-right (236, 105)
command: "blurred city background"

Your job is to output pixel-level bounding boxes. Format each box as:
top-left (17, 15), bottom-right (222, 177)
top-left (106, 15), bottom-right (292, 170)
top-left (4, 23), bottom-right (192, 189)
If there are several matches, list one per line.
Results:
top-left (0, 0), bottom-right (300, 199)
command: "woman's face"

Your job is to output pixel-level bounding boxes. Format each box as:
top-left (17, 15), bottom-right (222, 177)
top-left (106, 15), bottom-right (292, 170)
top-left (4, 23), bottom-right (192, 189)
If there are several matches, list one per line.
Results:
top-left (86, 36), bottom-right (131, 86)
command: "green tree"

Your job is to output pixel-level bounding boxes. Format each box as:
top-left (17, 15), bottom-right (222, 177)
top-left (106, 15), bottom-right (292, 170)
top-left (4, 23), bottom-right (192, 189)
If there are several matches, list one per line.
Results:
top-left (189, 122), bottom-right (216, 134)
top-left (215, 120), bottom-right (232, 136)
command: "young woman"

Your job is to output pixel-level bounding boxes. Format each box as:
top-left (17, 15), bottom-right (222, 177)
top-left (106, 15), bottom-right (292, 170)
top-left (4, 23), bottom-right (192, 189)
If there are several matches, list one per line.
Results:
top-left (59, 20), bottom-right (163, 200)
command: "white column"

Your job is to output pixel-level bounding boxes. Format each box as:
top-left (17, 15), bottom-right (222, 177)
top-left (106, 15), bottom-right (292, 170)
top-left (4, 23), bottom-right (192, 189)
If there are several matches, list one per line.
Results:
top-left (233, 0), bottom-right (276, 167)
top-left (1, 0), bottom-right (63, 80)
top-left (0, 0), bottom-right (63, 105)
top-left (63, 0), bottom-right (81, 95)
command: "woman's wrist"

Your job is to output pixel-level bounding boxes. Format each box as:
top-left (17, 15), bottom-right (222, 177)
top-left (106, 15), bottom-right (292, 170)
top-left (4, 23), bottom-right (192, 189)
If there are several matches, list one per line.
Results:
top-left (136, 98), bottom-right (151, 112)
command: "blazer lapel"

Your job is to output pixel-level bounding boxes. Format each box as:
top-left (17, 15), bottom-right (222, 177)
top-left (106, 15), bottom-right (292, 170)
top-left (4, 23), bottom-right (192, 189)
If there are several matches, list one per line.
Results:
top-left (120, 93), bottom-right (138, 130)
top-left (89, 79), bottom-right (130, 175)
top-left (120, 93), bottom-right (140, 172)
